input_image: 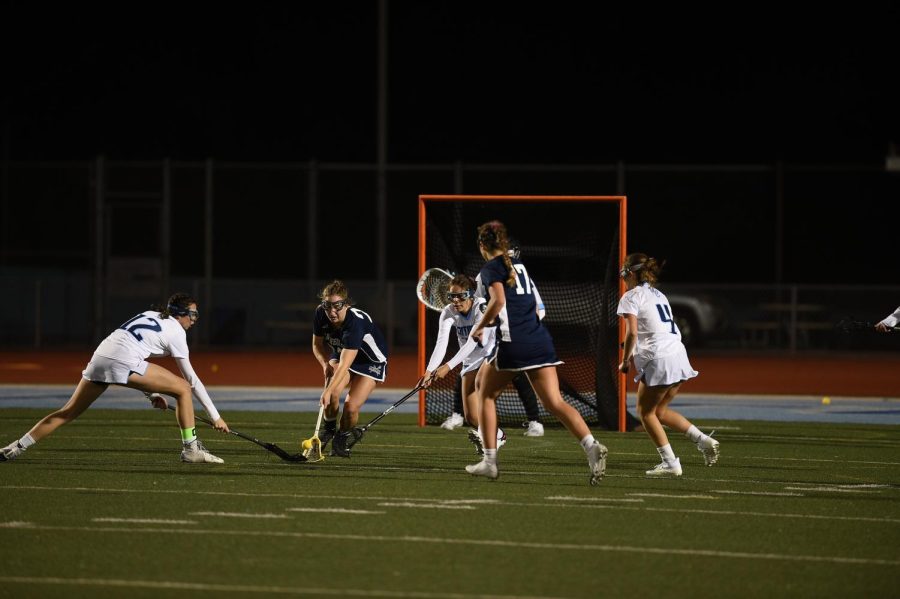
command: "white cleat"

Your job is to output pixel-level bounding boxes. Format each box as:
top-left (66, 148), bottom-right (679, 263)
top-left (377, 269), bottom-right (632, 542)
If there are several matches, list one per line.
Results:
top-left (646, 458), bottom-right (682, 477)
top-left (465, 460), bottom-right (499, 480)
top-left (440, 412), bottom-right (464, 430)
top-left (0, 442), bottom-right (25, 462)
top-left (181, 440), bottom-right (224, 464)
top-left (587, 441), bottom-right (608, 485)
top-left (697, 433), bottom-right (720, 466)
top-left (497, 428), bottom-right (507, 449)
top-left (467, 429), bottom-right (484, 455)
top-left (523, 421), bottom-right (544, 437)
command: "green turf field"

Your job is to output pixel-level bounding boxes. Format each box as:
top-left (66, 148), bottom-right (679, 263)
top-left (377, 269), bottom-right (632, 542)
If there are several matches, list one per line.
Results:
top-left (1, 408), bottom-right (898, 598)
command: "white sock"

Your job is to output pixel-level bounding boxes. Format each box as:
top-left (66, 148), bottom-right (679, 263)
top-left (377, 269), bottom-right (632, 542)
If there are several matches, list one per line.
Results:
top-left (483, 448), bottom-right (497, 465)
top-left (685, 425), bottom-right (708, 444)
top-left (18, 433), bottom-right (36, 449)
top-left (579, 434), bottom-right (596, 452)
top-left (657, 444), bottom-right (677, 463)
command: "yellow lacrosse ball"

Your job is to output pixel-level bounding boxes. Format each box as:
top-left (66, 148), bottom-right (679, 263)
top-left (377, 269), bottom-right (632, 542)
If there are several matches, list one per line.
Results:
top-left (301, 439), bottom-right (313, 450)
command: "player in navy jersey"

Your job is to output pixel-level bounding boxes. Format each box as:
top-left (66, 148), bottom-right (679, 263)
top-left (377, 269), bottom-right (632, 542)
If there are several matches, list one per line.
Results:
top-left (1, 292), bottom-right (227, 464)
top-left (617, 253), bottom-right (719, 476)
top-left (467, 220), bottom-right (608, 484)
top-left (312, 280), bottom-right (389, 457)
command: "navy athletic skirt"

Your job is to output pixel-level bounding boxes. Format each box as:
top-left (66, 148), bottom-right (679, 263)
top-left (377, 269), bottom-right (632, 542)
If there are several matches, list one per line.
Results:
top-left (493, 332), bottom-right (563, 371)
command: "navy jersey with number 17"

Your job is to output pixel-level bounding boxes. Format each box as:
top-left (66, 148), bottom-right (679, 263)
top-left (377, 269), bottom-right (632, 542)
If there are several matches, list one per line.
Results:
top-left (478, 255), bottom-right (561, 371)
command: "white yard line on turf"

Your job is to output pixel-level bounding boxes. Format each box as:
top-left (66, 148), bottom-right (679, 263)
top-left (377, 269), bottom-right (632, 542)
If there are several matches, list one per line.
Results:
top-left (93, 518), bottom-right (197, 524)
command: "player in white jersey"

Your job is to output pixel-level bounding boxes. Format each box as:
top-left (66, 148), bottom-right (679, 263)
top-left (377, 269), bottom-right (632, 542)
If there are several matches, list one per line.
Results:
top-left (422, 274), bottom-right (507, 454)
top-left (1, 293), bottom-right (227, 464)
top-left (875, 305), bottom-right (900, 332)
top-left (617, 253), bottom-right (719, 477)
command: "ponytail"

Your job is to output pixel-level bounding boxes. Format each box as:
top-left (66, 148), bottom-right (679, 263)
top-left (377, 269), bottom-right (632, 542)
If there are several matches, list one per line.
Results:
top-left (477, 220), bottom-right (517, 287)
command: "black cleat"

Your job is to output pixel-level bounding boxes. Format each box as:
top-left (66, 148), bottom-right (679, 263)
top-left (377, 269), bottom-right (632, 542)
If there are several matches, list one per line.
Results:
top-left (330, 432), bottom-right (351, 458)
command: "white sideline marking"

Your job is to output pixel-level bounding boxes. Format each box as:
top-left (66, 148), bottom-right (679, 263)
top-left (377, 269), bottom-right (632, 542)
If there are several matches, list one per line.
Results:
top-left (628, 493), bottom-right (717, 500)
top-left (287, 508), bottom-right (385, 515)
top-left (188, 512), bottom-right (289, 519)
top-left (785, 485), bottom-right (882, 494)
top-left (378, 502), bottom-right (475, 510)
top-left (546, 496), bottom-right (644, 503)
top-left (714, 490), bottom-right (804, 497)
top-left (0, 576), bottom-right (557, 598)
top-left (0, 521), bottom-right (34, 528)
top-left (5, 485), bottom-right (899, 524)
top-left (6, 525), bottom-right (900, 567)
top-left (92, 518), bottom-right (197, 525)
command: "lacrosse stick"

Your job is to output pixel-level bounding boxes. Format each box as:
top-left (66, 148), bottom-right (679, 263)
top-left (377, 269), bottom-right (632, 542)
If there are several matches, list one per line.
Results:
top-left (416, 267), bottom-right (454, 312)
top-left (159, 402), bottom-right (307, 463)
top-left (836, 318), bottom-right (899, 333)
top-left (345, 382), bottom-right (426, 449)
top-left (301, 403), bottom-right (326, 462)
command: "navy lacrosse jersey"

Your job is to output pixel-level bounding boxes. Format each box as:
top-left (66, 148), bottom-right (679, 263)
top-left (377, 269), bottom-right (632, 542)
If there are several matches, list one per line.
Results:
top-left (478, 255), bottom-right (561, 370)
top-left (313, 305), bottom-right (389, 381)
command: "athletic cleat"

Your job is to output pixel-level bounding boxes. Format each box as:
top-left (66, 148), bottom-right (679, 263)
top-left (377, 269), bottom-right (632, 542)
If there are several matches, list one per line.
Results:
top-left (523, 421), bottom-right (544, 437)
top-left (330, 432), bottom-right (351, 458)
top-left (697, 433), bottom-right (720, 466)
top-left (467, 429), bottom-right (484, 455)
top-left (441, 412), bottom-right (464, 430)
top-left (646, 458), bottom-right (682, 477)
top-left (587, 441), bottom-right (608, 485)
top-left (318, 428), bottom-right (336, 450)
top-left (181, 440), bottom-right (224, 464)
top-left (465, 460), bottom-right (499, 480)
top-left (1, 442), bottom-right (25, 462)
top-left (497, 428), bottom-right (507, 449)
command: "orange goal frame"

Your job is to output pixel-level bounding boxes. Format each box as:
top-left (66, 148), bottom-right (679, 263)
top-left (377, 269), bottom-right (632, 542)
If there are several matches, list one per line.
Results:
top-left (417, 194), bottom-right (629, 432)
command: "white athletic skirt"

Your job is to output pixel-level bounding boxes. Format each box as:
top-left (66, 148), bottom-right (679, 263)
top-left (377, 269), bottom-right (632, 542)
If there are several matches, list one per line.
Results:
top-left (82, 354), bottom-right (149, 385)
top-left (632, 346), bottom-right (698, 387)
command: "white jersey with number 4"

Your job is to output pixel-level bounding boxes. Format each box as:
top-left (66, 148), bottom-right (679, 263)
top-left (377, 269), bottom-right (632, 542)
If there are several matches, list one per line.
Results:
top-left (616, 283), bottom-right (684, 359)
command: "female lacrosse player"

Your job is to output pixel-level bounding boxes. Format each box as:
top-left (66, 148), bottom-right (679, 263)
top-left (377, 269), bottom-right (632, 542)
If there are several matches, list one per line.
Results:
top-left (422, 273), bottom-right (507, 455)
top-left (875, 305), bottom-right (900, 332)
top-left (1, 293), bottom-right (227, 464)
top-left (617, 253), bottom-right (719, 477)
top-left (467, 220), bottom-right (607, 484)
top-left (312, 280), bottom-right (388, 457)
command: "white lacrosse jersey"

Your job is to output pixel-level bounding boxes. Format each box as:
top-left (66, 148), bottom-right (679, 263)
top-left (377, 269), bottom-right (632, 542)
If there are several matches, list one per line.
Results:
top-left (94, 311), bottom-right (190, 369)
top-left (426, 297), bottom-right (496, 373)
top-left (616, 283), bottom-right (684, 359)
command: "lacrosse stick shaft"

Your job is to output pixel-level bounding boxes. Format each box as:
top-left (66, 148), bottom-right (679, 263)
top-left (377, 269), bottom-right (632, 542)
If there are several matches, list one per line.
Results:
top-left (358, 384), bottom-right (424, 433)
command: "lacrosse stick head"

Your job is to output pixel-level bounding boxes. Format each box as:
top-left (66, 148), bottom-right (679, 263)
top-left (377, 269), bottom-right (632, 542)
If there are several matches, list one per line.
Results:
top-left (302, 436), bottom-right (325, 462)
top-left (416, 268), bottom-right (454, 312)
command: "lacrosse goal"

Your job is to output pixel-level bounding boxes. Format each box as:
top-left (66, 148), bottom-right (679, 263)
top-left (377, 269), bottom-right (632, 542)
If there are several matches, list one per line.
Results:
top-left (417, 195), bottom-right (634, 432)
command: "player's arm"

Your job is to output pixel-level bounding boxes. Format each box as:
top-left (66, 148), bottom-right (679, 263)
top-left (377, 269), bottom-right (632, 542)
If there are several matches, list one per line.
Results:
top-left (174, 357), bottom-right (229, 432)
top-left (320, 347), bottom-right (358, 405)
top-left (618, 314), bottom-right (638, 373)
top-left (532, 280), bottom-right (546, 320)
top-left (423, 311), bottom-right (454, 387)
top-left (875, 306), bottom-right (900, 332)
top-left (471, 281), bottom-right (505, 343)
top-left (312, 335), bottom-right (335, 380)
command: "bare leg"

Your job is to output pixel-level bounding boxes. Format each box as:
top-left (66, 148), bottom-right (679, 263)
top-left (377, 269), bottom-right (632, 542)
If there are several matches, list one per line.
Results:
top-left (325, 364), bottom-right (350, 420)
top-left (340, 375), bottom-right (377, 431)
top-left (526, 367), bottom-right (590, 439)
top-left (655, 383), bottom-right (692, 434)
top-left (477, 363), bottom-right (516, 450)
top-left (636, 381), bottom-right (677, 447)
top-left (26, 378), bottom-right (108, 442)
top-left (460, 372), bottom-right (479, 428)
top-left (126, 362), bottom-right (196, 430)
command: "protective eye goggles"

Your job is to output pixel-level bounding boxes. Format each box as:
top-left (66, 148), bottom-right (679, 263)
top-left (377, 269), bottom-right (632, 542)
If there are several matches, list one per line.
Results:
top-left (446, 291), bottom-right (473, 302)
top-left (322, 300), bottom-right (348, 311)
top-left (620, 264), bottom-right (643, 278)
top-left (169, 305), bottom-right (200, 320)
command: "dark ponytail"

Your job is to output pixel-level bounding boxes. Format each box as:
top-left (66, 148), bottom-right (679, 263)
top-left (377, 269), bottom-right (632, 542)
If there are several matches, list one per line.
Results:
top-left (477, 220), bottom-right (517, 287)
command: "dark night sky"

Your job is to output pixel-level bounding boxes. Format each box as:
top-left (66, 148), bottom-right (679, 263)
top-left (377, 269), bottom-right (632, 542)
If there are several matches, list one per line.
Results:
top-left (3, 4), bottom-right (896, 163)
top-left (2, 4), bottom-right (898, 285)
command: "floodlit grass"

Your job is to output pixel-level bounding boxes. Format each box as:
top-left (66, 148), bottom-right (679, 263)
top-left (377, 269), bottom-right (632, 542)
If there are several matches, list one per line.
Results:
top-left (1, 408), bottom-right (899, 598)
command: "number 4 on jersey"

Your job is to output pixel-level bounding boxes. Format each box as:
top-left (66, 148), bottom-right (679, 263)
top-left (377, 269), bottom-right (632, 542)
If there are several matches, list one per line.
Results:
top-left (656, 304), bottom-right (677, 334)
